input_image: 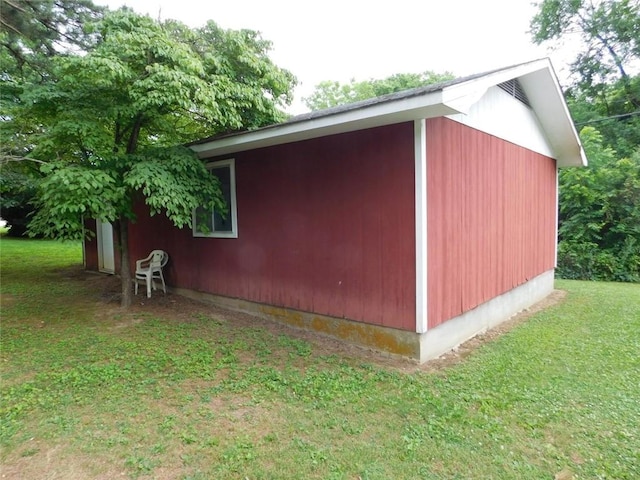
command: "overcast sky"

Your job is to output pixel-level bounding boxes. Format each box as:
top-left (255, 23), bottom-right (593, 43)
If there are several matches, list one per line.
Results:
top-left (97, 0), bottom-right (571, 114)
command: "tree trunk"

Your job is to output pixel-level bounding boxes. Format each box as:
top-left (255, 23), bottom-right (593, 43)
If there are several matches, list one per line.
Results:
top-left (119, 115), bottom-right (143, 308)
top-left (119, 217), bottom-right (132, 308)
top-left (587, 27), bottom-right (640, 109)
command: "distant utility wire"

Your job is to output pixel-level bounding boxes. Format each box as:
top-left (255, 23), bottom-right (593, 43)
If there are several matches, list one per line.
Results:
top-left (575, 111), bottom-right (640, 126)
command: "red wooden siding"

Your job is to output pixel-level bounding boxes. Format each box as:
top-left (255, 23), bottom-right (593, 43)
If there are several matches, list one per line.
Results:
top-left (128, 123), bottom-right (417, 330)
top-left (426, 117), bottom-right (557, 329)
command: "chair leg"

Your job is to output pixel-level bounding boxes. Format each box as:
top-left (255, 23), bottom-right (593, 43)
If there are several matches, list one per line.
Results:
top-left (146, 277), bottom-right (151, 298)
top-left (159, 272), bottom-right (166, 294)
top-left (134, 280), bottom-right (138, 295)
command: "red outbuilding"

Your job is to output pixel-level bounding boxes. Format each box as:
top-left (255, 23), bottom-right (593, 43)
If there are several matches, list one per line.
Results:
top-left (84, 59), bottom-right (586, 362)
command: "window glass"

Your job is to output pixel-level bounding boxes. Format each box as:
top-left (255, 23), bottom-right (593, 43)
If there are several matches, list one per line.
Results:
top-left (212, 165), bottom-right (233, 232)
top-left (193, 159), bottom-right (237, 238)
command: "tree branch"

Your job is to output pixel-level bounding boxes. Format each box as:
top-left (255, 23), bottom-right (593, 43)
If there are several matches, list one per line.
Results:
top-left (0, 155), bottom-right (47, 166)
top-left (126, 115), bottom-right (144, 154)
top-left (0, 18), bottom-right (24, 36)
top-left (2, 0), bottom-right (26, 13)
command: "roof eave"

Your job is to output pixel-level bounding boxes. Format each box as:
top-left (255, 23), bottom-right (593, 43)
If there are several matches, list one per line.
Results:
top-left (517, 62), bottom-right (587, 168)
top-left (190, 58), bottom-right (587, 168)
top-left (190, 91), bottom-right (460, 158)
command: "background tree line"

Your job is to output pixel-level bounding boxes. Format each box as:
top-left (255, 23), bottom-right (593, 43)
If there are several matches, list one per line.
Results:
top-left (1, 0), bottom-right (638, 286)
top-left (531, 0), bottom-right (640, 282)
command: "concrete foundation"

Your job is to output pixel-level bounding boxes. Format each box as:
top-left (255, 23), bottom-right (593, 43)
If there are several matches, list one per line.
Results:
top-left (418, 269), bottom-right (555, 362)
top-left (173, 269), bottom-right (555, 363)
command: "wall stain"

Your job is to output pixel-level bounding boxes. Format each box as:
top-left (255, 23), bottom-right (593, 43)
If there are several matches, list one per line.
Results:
top-left (260, 305), bottom-right (418, 357)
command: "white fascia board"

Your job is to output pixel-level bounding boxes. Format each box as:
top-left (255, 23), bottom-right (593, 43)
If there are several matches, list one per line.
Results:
top-left (518, 69), bottom-right (588, 168)
top-left (191, 91), bottom-right (458, 158)
top-left (440, 59), bottom-right (556, 113)
top-left (440, 58), bottom-right (587, 168)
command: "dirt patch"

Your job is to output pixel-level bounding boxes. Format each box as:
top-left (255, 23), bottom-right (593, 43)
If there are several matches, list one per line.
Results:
top-left (87, 271), bottom-right (567, 373)
top-left (207, 395), bottom-right (277, 439)
top-left (0, 441), bottom-right (126, 480)
top-left (0, 293), bottom-right (16, 309)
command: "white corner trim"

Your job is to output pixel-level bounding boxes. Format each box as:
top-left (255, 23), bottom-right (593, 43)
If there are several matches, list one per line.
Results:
top-left (415, 119), bottom-right (428, 334)
top-left (418, 269), bottom-right (555, 362)
top-left (555, 166), bottom-right (559, 267)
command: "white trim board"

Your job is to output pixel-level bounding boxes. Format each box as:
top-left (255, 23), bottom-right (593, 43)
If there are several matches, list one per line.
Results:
top-left (414, 119), bottom-right (428, 334)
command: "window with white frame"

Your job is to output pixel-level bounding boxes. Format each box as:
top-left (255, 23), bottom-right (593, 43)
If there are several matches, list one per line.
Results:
top-left (193, 159), bottom-right (238, 238)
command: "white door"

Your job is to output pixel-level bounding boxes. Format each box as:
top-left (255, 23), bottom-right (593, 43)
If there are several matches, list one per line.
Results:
top-left (96, 219), bottom-right (115, 273)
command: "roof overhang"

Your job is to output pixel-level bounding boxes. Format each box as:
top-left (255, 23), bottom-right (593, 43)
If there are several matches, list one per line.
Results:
top-left (190, 91), bottom-right (459, 157)
top-left (190, 58), bottom-right (587, 168)
top-left (518, 64), bottom-right (588, 167)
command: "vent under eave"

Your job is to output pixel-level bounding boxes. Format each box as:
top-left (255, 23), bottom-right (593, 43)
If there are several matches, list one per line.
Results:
top-left (498, 79), bottom-right (531, 107)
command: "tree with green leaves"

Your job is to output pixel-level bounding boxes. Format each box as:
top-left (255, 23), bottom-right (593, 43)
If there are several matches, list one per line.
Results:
top-left (530, 0), bottom-right (640, 156)
top-left (531, 0), bottom-right (640, 282)
top-left (0, 0), bottom-right (104, 64)
top-left (2, 8), bottom-right (296, 306)
top-left (566, 75), bottom-right (640, 159)
top-left (303, 71), bottom-right (454, 111)
top-left (1, 0), bottom-right (106, 234)
top-left (0, 160), bottom-right (39, 237)
top-left (530, 0), bottom-right (639, 100)
top-left (557, 127), bottom-right (640, 281)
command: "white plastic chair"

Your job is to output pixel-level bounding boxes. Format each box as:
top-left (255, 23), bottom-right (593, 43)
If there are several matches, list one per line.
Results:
top-left (134, 250), bottom-right (169, 298)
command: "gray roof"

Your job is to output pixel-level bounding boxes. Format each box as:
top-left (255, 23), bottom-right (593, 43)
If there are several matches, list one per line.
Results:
top-left (187, 64), bottom-right (512, 147)
top-left (187, 58), bottom-right (587, 168)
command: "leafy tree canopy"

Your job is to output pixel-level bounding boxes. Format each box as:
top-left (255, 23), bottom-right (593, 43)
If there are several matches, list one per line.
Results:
top-left (567, 76), bottom-right (640, 158)
top-left (8, 8), bottom-right (296, 236)
top-left (1, 7), bottom-right (297, 305)
top-left (0, 0), bottom-right (104, 72)
top-left (531, 0), bottom-right (640, 282)
top-left (1, 0), bottom-right (106, 235)
top-left (557, 127), bottom-right (640, 281)
top-left (303, 71), bottom-right (454, 111)
top-left (530, 0), bottom-right (640, 154)
top-left (530, 0), bottom-right (640, 96)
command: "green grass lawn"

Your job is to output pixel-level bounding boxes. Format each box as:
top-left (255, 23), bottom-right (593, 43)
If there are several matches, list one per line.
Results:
top-left (1, 237), bottom-right (639, 479)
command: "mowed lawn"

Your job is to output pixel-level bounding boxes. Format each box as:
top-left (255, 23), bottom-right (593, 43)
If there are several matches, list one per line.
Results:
top-left (1, 238), bottom-right (639, 479)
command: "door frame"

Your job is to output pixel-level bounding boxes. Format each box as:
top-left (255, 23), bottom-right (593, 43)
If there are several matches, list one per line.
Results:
top-left (96, 219), bottom-right (115, 274)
